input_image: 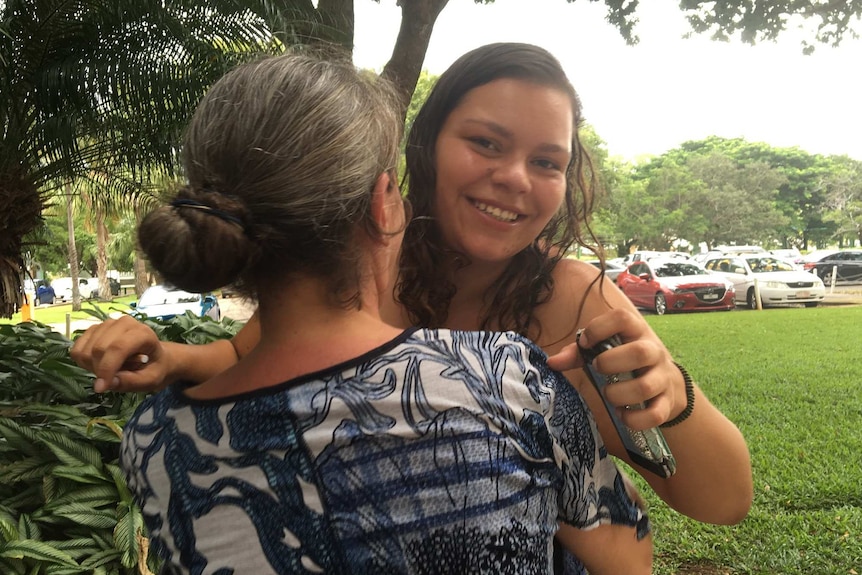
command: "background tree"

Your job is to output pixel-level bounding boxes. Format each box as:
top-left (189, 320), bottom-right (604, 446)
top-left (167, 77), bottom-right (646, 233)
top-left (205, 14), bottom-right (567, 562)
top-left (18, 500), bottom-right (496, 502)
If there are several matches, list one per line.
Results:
top-left (686, 152), bottom-right (789, 248)
top-left (821, 155), bottom-right (862, 246)
top-left (681, 0), bottom-right (862, 53)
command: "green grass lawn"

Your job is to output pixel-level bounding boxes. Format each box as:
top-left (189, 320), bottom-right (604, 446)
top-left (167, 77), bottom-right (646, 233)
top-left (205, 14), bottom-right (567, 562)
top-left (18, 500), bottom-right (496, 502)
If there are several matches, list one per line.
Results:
top-left (641, 306), bottom-right (862, 574)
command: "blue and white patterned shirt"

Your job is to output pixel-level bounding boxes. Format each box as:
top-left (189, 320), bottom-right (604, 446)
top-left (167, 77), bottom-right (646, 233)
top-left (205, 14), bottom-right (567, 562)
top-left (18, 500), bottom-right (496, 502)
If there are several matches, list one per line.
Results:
top-left (121, 328), bottom-right (647, 574)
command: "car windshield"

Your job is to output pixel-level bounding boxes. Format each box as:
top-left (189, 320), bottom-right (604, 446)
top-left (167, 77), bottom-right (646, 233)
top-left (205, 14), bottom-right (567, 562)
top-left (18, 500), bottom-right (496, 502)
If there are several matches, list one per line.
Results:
top-left (139, 288), bottom-right (200, 307)
top-left (653, 262), bottom-right (706, 277)
top-left (746, 257), bottom-right (795, 273)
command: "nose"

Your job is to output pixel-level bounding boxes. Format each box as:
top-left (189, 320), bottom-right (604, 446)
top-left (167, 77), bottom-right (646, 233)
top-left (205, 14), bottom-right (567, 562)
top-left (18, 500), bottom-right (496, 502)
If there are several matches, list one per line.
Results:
top-left (489, 158), bottom-right (530, 194)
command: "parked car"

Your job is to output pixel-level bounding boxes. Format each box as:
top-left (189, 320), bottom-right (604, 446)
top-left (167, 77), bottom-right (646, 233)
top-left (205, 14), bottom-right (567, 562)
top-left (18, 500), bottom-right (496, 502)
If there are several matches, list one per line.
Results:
top-left (51, 277), bottom-right (91, 302)
top-left (703, 254), bottom-right (825, 309)
top-left (692, 245), bottom-right (767, 265)
top-left (769, 248), bottom-right (804, 266)
top-left (23, 278), bottom-right (56, 305)
top-left (587, 259), bottom-right (626, 283)
top-left (803, 249), bottom-right (862, 284)
top-left (88, 277), bottom-right (121, 298)
top-left (616, 259), bottom-right (735, 315)
top-left (52, 276), bottom-right (121, 301)
top-left (621, 250), bottom-right (690, 266)
top-left (130, 284), bottom-right (221, 321)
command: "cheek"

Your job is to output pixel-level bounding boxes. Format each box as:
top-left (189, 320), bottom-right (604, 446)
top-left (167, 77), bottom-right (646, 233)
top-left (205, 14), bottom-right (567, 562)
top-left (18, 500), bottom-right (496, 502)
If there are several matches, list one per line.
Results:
top-left (539, 181), bottom-right (567, 218)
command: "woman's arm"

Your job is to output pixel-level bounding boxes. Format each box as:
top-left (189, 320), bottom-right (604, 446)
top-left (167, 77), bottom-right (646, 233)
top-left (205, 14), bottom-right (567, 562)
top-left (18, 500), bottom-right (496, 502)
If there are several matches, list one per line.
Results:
top-left (538, 259), bottom-right (753, 524)
top-left (556, 522), bottom-right (652, 575)
top-left (70, 312), bottom-right (262, 392)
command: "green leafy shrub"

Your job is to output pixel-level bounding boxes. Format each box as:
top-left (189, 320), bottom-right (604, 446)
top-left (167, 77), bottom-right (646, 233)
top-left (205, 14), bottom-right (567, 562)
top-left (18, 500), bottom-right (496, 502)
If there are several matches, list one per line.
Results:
top-left (0, 314), bottom-right (240, 574)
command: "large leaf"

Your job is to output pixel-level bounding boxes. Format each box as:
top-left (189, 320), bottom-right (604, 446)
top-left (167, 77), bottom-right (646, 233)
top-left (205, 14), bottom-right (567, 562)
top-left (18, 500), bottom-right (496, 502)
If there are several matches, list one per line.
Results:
top-left (0, 419), bottom-right (42, 457)
top-left (113, 502), bottom-right (142, 569)
top-left (50, 465), bottom-right (112, 485)
top-left (79, 548), bottom-right (122, 569)
top-left (0, 507), bottom-right (19, 542)
top-left (37, 431), bottom-right (103, 468)
top-left (0, 539), bottom-right (78, 566)
top-left (51, 504), bottom-right (116, 529)
top-left (16, 513), bottom-right (40, 540)
top-left (0, 456), bottom-right (56, 483)
top-left (42, 486), bottom-right (119, 512)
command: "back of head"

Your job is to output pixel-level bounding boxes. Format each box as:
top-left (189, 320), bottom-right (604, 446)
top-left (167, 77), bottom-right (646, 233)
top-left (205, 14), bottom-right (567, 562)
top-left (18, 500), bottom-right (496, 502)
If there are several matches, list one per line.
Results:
top-left (138, 52), bottom-right (403, 299)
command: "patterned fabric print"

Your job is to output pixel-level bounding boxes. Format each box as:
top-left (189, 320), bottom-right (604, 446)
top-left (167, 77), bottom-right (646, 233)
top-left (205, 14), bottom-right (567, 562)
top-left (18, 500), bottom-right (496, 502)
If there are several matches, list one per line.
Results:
top-left (121, 328), bottom-right (646, 574)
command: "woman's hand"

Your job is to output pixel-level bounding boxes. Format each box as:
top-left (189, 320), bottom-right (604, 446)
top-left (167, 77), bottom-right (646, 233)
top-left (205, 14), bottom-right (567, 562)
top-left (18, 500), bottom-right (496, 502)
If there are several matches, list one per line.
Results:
top-left (70, 315), bottom-right (170, 393)
top-left (547, 308), bottom-right (687, 430)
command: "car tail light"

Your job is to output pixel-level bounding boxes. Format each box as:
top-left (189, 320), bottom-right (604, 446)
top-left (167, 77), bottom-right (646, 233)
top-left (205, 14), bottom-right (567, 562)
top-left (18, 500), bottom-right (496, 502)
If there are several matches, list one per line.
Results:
top-left (803, 262), bottom-right (816, 271)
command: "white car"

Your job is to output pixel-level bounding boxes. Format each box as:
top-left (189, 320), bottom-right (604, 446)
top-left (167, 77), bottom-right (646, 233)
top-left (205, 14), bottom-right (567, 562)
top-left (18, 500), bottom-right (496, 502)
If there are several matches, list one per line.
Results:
top-left (621, 250), bottom-right (690, 266)
top-left (131, 284), bottom-right (221, 321)
top-left (51, 277), bottom-right (97, 302)
top-left (703, 254), bottom-right (825, 309)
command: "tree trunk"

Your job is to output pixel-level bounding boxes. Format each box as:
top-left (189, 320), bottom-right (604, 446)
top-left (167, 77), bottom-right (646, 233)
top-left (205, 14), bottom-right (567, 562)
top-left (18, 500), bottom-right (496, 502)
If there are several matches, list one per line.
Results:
top-left (0, 166), bottom-right (43, 317)
top-left (134, 199), bottom-right (149, 297)
top-left (381, 0), bottom-right (451, 118)
top-left (65, 184), bottom-right (82, 312)
top-left (96, 204), bottom-right (110, 299)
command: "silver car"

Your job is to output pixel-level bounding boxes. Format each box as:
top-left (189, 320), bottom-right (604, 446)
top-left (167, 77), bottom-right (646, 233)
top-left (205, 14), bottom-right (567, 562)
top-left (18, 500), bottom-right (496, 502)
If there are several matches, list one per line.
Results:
top-left (704, 255), bottom-right (825, 309)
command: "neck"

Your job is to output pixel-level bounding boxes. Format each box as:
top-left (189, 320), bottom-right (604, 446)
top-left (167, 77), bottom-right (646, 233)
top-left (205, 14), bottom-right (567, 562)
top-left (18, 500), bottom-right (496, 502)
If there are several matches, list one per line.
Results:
top-left (443, 258), bottom-right (511, 331)
top-left (258, 275), bottom-right (396, 345)
top-left (242, 275), bottom-right (403, 384)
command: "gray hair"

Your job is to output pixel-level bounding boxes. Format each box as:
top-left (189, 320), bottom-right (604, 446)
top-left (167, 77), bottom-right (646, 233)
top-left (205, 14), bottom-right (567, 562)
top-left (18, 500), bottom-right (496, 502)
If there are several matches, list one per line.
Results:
top-left (139, 52), bottom-right (404, 302)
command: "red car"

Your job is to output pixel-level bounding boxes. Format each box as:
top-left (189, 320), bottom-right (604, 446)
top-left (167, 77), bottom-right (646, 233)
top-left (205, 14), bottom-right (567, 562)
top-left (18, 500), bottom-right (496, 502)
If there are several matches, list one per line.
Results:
top-left (616, 258), bottom-right (736, 315)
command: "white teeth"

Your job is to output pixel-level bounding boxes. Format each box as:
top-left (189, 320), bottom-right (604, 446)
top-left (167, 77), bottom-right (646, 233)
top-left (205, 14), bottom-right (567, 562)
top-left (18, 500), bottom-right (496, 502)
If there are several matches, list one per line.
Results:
top-left (473, 200), bottom-right (518, 222)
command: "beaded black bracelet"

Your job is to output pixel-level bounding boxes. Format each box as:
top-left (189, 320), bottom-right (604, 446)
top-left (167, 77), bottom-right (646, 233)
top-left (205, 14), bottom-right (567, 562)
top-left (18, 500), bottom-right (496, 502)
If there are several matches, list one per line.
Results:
top-left (660, 362), bottom-right (695, 428)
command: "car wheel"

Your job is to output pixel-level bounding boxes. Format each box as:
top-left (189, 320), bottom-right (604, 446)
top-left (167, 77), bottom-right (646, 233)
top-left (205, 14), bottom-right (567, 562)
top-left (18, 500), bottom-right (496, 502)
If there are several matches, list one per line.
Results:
top-left (746, 288), bottom-right (758, 310)
top-left (654, 293), bottom-right (667, 315)
top-left (818, 267), bottom-right (834, 283)
top-left (804, 302), bottom-right (819, 308)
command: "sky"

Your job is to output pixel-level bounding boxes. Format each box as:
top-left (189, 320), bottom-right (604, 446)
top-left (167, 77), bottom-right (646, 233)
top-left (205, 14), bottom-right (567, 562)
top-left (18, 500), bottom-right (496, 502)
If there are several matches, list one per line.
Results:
top-left (352, 0), bottom-right (862, 162)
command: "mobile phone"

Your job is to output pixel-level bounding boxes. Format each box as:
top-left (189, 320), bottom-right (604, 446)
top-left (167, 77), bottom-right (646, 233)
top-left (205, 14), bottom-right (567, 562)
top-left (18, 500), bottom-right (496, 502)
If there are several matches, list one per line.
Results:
top-left (576, 329), bottom-right (677, 478)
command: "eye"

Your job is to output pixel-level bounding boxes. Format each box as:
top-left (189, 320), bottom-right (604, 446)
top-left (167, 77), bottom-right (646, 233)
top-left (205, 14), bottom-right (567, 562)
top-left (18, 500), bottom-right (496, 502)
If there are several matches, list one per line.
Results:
top-left (467, 136), bottom-right (499, 152)
top-left (533, 158), bottom-right (563, 171)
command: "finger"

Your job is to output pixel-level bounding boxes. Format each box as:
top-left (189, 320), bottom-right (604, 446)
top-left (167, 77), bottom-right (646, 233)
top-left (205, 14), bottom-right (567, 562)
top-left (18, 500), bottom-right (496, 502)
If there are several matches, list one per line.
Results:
top-left (590, 338), bottom-right (659, 378)
top-left (617, 397), bottom-right (673, 430)
top-left (546, 342), bottom-right (584, 371)
top-left (576, 308), bottom-right (645, 350)
top-left (98, 367), bottom-right (167, 393)
top-left (70, 322), bottom-right (107, 371)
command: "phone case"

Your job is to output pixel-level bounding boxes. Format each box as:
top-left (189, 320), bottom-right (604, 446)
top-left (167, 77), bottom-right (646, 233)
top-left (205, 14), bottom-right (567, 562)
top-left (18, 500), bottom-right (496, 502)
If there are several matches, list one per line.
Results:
top-left (576, 329), bottom-right (677, 478)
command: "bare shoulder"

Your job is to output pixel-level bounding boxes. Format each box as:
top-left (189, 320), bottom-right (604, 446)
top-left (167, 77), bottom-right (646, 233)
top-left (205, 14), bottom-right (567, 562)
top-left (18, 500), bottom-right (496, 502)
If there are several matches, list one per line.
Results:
top-left (530, 258), bottom-right (600, 351)
top-left (532, 258), bottom-right (633, 353)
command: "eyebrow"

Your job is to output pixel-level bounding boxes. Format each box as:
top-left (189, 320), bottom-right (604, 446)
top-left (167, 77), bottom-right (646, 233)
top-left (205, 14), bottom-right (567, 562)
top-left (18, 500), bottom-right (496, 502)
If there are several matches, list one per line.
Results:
top-left (463, 118), bottom-right (571, 155)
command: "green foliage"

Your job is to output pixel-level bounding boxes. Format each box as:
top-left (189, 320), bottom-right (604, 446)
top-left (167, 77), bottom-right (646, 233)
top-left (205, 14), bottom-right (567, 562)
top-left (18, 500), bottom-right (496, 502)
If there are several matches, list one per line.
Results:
top-left (680, 0), bottom-right (862, 53)
top-left (601, 137), bottom-right (861, 253)
top-left (0, 315), bottom-right (239, 574)
top-left (639, 306), bottom-right (862, 574)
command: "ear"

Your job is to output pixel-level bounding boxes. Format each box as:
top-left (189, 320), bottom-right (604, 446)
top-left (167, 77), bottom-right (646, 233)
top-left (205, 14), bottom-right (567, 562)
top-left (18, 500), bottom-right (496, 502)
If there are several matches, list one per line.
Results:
top-left (370, 171), bottom-right (403, 235)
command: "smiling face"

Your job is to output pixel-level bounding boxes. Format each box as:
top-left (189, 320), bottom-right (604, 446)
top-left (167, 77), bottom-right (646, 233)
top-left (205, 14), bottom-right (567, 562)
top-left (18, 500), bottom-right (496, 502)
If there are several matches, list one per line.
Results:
top-left (432, 78), bottom-right (573, 268)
